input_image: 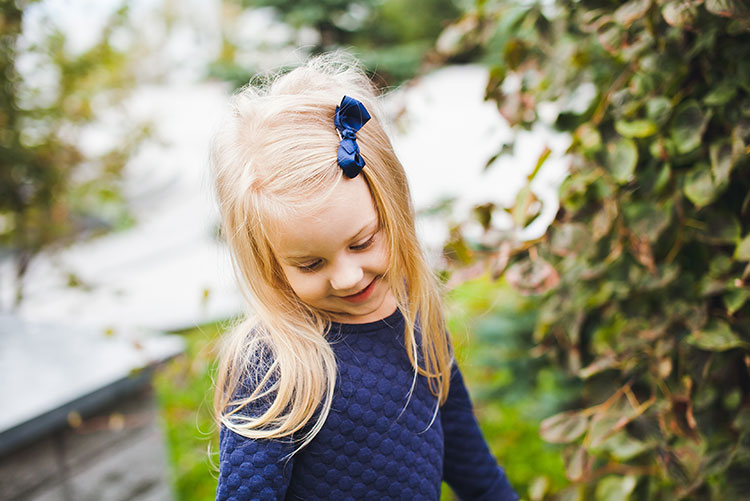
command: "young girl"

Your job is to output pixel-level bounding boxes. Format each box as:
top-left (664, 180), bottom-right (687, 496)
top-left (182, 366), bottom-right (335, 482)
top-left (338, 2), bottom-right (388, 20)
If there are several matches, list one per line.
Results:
top-left (211, 54), bottom-right (518, 500)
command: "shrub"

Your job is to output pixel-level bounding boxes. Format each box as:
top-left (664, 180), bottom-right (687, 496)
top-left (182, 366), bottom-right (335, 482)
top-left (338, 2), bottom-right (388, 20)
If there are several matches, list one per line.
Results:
top-left (442, 1), bottom-right (750, 498)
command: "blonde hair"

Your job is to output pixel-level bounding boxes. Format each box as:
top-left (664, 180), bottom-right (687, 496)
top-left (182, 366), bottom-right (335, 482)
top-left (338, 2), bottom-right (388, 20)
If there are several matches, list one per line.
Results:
top-left (211, 53), bottom-right (453, 452)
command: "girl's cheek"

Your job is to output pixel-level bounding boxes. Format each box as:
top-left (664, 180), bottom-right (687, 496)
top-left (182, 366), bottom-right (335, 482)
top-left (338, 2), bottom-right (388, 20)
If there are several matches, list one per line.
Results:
top-left (374, 242), bottom-right (390, 268)
top-left (287, 271), bottom-right (326, 297)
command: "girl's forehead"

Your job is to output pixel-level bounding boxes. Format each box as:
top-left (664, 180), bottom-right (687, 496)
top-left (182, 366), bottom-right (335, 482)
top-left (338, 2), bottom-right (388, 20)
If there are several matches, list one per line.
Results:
top-left (268, 176), bottom-right (379, 258)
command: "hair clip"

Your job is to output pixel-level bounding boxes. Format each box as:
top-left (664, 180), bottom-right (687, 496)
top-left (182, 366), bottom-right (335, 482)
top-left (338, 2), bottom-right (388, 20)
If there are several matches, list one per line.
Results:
top-left (334, 95), bottom-right (371, 178)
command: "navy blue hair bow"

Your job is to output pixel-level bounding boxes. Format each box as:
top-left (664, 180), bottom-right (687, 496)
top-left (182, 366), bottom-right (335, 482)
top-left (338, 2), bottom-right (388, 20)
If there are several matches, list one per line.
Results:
top-left (334, 95), bottom-right (371, 178)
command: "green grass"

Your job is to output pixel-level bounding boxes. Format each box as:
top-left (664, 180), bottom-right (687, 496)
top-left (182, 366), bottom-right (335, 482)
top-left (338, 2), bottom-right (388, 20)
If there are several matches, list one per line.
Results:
top-left (445, 275), bottom-right (570, 499)
top-left (155, 277), bottom-right (569, 500)
top-left (153, 321), bottom-right (224, 501)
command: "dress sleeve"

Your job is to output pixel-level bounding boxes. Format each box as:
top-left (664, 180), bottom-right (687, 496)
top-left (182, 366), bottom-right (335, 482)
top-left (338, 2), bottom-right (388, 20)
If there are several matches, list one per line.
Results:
top-left (216, 424), bottom-right (295, 501)
top-left (441, 363), bottom-right (519, 501)
top-left (215, 360), bottom-right (295, 501)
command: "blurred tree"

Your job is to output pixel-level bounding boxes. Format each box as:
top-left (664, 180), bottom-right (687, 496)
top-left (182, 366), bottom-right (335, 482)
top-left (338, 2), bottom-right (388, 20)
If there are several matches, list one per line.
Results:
top-left (241, 0), bottom-right (372, 47)
top-left (353, 0), bottom-right (462, 83)
top-left (212, 0), bottom-right (462, 86)
top-left (439, 0), bottom-right (750, 499)
top-left (0, 1), bottom-right (148, 307)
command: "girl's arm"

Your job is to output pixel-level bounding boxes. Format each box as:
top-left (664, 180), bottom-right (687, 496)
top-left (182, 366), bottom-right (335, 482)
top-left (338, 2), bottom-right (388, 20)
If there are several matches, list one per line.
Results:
top-left (216, 366), bottom-right (295, 501)
top-left (216, 425), bottom-right (295, 500)
top-left (441, 363), bottom-right (519, 501)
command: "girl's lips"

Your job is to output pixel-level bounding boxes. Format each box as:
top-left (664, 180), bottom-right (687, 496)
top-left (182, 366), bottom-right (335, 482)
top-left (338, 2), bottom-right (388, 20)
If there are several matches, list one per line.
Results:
top-left (340, 278), bottom-right (377, 303)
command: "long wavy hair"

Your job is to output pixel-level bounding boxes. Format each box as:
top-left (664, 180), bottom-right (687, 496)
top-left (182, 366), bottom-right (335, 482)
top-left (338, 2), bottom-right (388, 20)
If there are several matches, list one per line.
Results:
top-left (211, 54), bottom-right (453, 452)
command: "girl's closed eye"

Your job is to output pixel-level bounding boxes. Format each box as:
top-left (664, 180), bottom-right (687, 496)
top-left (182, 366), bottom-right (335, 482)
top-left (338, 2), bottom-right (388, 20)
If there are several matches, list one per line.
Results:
top-left (350, 233), bottom-right (376, 251)
top-left (296, 232), bottom-right (377, 272)
top-left (298, 259), bottom-right (323, 272)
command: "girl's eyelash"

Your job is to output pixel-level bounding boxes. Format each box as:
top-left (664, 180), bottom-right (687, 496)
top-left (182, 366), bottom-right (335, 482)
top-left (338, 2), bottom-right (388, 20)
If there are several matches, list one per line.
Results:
top-left (351, 232), bottom-right (377, 251)
top-left (297, 232), bottom-right (377, 271)
top-left (298, 260), bottom-right (323, 272)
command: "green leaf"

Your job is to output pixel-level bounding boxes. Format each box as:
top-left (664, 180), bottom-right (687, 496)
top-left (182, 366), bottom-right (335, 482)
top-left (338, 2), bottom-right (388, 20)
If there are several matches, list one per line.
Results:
top-left (703, 446), bottom-right (736, 476)
top-left (473, 203), bottom-right (494, 230)
top-left (736, 234), bottom-right (750, 261)
top-left (646, 96), bottom-right (673, 126)
top-left (528, 476), bottom-right (550, 501)
top-left (530, 146), bottom-right (551, 181)
top-left (540, 411), bottom-right (589, 443)
top-left (600, 431), bottom-right (654, 461)
top-left (658, 448), bottom-right (692, 485)
top-left (649, 137), bottom-right (676, 161)
top-left (577, 124), bottom-right (602, 155)
top-left (511, 186), bottom-right (543, 229)
top-left (739, 59), bottom-right (750, 92)
top-left (559, 171), bottom-right (599, 212)
top-left (733, 405), bottom-right (750, 429)
top-left (684, 163), bottom-right (722, 208)
top-left (694, 384), bottom-right (718, 410)
top-left (623, 201), bottom-right (672, 242)
top-left (550, 222), bottom-right (591, 256)
top-left (443, 232), bottom-right (473, 265)
top-left (699, 275), bottom-right (728, 296)
top-left (671, 100), bottom-right (709, 154)
top-left (597, 22), bottom-right (625, 55)
top-left (589, 416), bottom-right (621, 449)
top-left (555, 485), bottom-right (585, 501)
top-left (662, 0), bottom-right (701, 27)
top-left (595, 475), bottom-right (637, 501)
top-left (565, 446), bottom-right (589, 482)
top-left (685, 319), bottom-right (745, 351)
top-left (615, 119), bottom-right (658, 138)
top-left (579, 356), bottom-right (618, 379)
top-left (653, 163), bottom-right (672, 194)
top-left (704, 80), bottom-right (738, 106)
top-left (591, 206), bottom-right (617, 241)
top-left (710, 139), bottom-right (736, 184)
top-left (706, 0), bottom-right (750, 18)
top-left (606, 137), bottom-right (638, 184)
top-left (710, 255), bottom-right (733, 276)
top-left (615, 0), bottom-right (652, 27)
top-left (724, 288), bottom-right (750, 314)
top-left (693, 210), bottom-right (741, 244)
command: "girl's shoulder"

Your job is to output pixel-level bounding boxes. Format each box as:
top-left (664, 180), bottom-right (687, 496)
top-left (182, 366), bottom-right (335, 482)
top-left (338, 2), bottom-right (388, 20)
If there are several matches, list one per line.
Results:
top-left (216, 318), bottom-right (279, 414)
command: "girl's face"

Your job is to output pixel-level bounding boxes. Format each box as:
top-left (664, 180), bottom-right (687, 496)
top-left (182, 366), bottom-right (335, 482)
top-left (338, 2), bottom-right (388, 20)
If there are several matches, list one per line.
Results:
top-left (270, 176), bottom-right (396, 324)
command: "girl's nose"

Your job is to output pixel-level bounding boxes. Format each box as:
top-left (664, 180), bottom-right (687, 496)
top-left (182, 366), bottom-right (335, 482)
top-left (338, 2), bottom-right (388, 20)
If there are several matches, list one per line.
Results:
top-left (329, 258), bottom-right (364, 292)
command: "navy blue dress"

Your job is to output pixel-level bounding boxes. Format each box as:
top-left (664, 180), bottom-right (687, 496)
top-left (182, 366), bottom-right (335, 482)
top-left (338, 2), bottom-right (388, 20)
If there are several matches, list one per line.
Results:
top-left (217, 309), bottom-right (518, 500)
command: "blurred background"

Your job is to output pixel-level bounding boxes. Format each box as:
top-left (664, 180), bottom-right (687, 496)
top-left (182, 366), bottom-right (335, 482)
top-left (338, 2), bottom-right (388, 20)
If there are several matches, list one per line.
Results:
top-left (1, 0), bottom-right (749, 500)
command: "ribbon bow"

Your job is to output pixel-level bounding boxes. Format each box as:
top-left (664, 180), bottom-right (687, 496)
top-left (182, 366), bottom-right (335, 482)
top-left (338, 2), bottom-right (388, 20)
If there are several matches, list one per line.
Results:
top-left (334, 95), bottom-right (371, 178)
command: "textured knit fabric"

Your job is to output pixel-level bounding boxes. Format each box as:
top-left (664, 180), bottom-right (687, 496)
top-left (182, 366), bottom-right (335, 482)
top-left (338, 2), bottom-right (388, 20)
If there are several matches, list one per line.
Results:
top-left (216, 309), bottom-right (518, 500)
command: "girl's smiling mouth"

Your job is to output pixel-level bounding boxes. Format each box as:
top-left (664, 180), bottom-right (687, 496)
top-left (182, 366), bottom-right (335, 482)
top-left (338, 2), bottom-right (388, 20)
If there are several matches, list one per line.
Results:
top-left (340, 278), bottom-right (377, 303)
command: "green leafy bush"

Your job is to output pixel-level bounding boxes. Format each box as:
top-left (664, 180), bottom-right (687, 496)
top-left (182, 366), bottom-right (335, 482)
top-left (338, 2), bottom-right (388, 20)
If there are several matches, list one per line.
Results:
top-left (212, 0), bottom-right (462, 86)
top-left (441, 0), bottom-right (750, 498)
top-left (0, 2), bottom-right (148, 306)
top-left (154, 323), bottom-right (223, 501)
top-left (445, 276), bottom-right (573, 497)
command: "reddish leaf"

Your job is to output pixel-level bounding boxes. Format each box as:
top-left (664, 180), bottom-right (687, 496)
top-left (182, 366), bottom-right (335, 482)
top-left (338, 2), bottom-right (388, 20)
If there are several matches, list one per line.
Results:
top-left (706, 0), bottom-right (750, 18)
top-left (615, 0), bottom-right (653, 27)
top-left (565, 445), bottom-right (592, 482)
top-left (506, 257), bottom-right (560, 295)
top-left (540, 411), bottom-right (589, 444)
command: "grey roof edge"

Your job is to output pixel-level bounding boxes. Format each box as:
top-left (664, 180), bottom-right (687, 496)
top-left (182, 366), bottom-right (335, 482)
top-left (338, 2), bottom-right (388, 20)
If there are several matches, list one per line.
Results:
top-left (0, 361), bottom-right (168, 458)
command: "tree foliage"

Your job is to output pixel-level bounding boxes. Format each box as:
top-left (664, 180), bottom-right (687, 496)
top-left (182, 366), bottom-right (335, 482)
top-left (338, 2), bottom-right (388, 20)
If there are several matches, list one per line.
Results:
top-left (0, 1), bottom-right (148, 306)
top-left (441, 0), bottom-right (750, 498)
top-left (213, 0), bottom-right (462, 86)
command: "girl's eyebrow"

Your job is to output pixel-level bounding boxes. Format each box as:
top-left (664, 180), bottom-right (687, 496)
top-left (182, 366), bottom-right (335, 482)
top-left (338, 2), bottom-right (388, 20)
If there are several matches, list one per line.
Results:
top-left (282, 218), bottom-right (379, 261)
top-left (349, 217), bottom-right (379, 241)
